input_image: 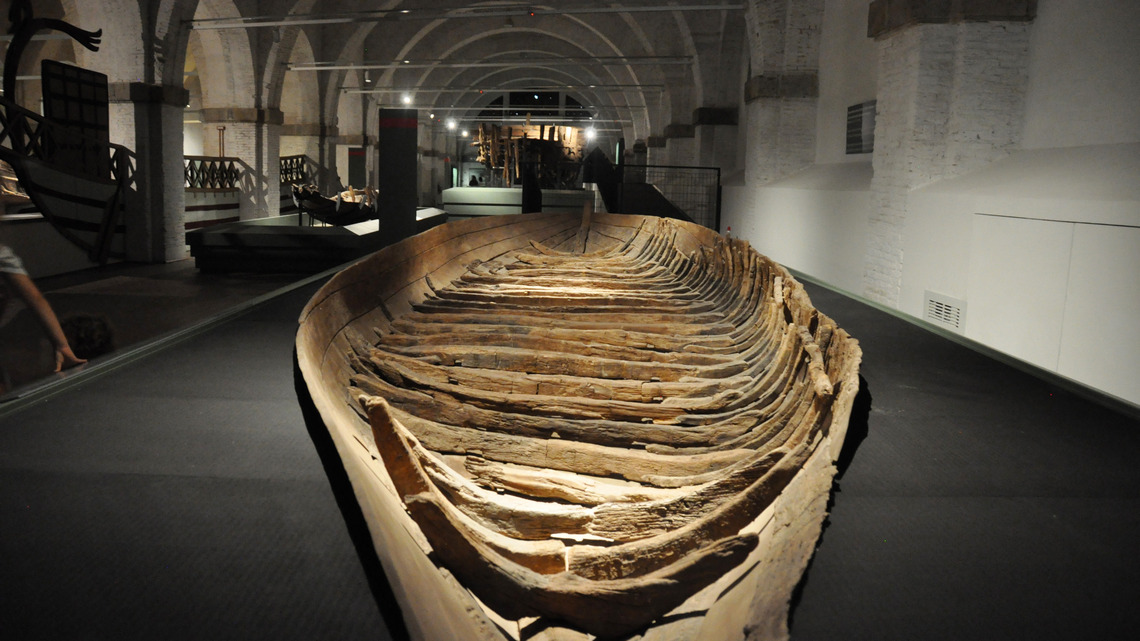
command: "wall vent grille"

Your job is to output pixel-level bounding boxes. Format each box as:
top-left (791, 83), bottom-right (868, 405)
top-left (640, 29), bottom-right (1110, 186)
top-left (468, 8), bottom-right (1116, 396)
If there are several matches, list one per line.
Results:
top-left (924, 291), bottom-right (966, 333)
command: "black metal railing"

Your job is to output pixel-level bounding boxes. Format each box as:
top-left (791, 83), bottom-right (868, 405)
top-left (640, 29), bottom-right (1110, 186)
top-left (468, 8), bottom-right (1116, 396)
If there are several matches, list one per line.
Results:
top-left (184, 156), bottom-right (240, 190)
top-left (621, 164), bottom-right (721, 231)
top-left (506, 160), bottom-right (582, 190)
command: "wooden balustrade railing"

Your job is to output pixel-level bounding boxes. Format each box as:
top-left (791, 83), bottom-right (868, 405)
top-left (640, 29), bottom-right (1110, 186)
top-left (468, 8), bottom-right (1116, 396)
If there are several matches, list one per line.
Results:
top-left (184, 156), bottom-right (241, 190)
top-left (279, 154), bottom-right (309, 185)
top-left (0, 96), bottom-right (134, 187)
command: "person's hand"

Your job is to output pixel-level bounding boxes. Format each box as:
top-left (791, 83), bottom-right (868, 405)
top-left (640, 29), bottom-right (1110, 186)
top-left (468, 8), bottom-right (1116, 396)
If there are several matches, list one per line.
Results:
top-left (54, 345), bottom-right (87, 372)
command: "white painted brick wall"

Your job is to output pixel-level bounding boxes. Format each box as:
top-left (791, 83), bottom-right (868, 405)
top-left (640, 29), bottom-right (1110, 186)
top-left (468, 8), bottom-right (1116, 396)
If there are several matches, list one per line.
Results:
top-left (744, 0), bottom-right (787, 73)
top-left (944, 22), bottom-right (1030, 178)
top-left (207, 120), bottom-right (283, 220)
top-left (160, 102), bottom-right (188, 260)
top-left (745, 98), bottom-right (781, 184)
top-left (784, 0), bottom-right (824, 72)
top-left (665, 137), bottom-right (697, 167)
top-left (863, 22), bottom-right (1031, 306)
top-left (778, 97), bottom-right (817, 174)
top-left (280, 135), bottom-right (321, 159)
top-left (108, 103), bottom-right (136, 151)
top-left (742, 0), bottom-right (823, 185)
top-left (745, 97), bottom-right (817, 185)
top-left (865, 26), bottom-right (943, 305)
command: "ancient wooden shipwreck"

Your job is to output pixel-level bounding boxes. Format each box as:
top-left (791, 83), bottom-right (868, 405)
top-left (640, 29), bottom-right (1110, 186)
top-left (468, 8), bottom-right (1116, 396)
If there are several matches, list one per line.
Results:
top-left (291, 184), bottom-right (380, 226)
top-left (295, 212), bottom-right (862, 640)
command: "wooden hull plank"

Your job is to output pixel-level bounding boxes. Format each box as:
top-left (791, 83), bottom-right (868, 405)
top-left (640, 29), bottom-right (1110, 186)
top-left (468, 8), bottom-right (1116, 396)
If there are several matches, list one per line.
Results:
top-left (295, 212), bottom-right (863, 641)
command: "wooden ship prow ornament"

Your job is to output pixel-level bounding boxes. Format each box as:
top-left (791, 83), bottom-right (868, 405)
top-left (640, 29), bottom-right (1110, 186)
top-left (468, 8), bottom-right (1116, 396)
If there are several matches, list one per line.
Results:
top-left (1, 0), bottom-right (131, 264)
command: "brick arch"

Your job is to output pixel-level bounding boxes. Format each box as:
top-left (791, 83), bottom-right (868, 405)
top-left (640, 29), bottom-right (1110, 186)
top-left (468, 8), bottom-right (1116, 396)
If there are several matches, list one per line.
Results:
top-left (280, 30), bottom-right (320, 126)
top-left (188, 0), bottom-right (256, 110)
top-left (153, 0), bottom-right (201, 89)
top-left (353, 14), bottom-right (664, 147)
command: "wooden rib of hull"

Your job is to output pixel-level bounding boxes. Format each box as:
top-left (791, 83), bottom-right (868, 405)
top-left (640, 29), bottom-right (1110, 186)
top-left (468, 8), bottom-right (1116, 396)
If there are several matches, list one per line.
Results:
top-left (295, 212), bottom-right (862, 641)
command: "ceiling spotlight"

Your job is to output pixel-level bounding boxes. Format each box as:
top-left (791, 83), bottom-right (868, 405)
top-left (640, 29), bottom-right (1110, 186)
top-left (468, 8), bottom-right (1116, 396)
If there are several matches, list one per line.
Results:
top-left (585, 127), bottom-right (596, 141)
top-left (447, 119), bottom-right (457, 130)
top-left (461, 130), bottom-right (469, 137)
top-left (402, 94), bottom-right (412, 104)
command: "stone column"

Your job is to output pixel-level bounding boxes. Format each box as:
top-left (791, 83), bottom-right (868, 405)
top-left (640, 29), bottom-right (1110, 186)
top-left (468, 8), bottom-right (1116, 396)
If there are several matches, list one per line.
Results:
top-left (693, 107), bottom-right (739, 169)
top-left (744, 73), bottom-right (819, 184)
top-left (663, 123), bottom-right (696, 166)
top-left (200, 107), bottom-right (284, 220)
top-left (742, 0), bottom-right (824, 185)
top-left (109, 82), bottom-right (189, 262)
top-left (629, 141), bottom-right (648, 166)
top-left (862, 0), bottom-right (1035, 306)
top-left (645, 135), bottom-right (668, 166)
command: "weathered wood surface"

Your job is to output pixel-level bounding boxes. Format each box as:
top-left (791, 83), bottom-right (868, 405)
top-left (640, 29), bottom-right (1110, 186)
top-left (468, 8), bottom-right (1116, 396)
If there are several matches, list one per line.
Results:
top-left (296, 212), bottom-right (862, 641)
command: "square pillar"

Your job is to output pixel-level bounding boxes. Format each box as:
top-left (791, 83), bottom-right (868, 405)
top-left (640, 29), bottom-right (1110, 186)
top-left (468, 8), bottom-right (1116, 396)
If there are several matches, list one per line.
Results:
top-left (110, 82), bottom-right (189, 262)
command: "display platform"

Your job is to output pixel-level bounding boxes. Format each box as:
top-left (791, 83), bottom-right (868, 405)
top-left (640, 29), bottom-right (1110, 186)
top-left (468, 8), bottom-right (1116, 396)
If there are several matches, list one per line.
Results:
top-left (186, 209), bottom-right (447, 273)
top-left (441, 186), bottom-right (593, 218)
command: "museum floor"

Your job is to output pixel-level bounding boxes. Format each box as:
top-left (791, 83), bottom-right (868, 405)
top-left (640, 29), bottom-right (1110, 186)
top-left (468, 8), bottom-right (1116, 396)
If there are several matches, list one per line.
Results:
top-left (1, 259), bottom-right (1137, 640)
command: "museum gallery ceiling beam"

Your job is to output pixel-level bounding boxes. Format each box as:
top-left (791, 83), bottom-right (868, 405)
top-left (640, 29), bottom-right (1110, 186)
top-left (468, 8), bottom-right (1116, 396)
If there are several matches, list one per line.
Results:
top-left (291, 57), bottom-right (693, 72)
top-left (190, 4), bottom-right (745, 30)
top-left (344, 85), bottom-right (663, 94)
top-left (423, 105), bottom-right (648, 112)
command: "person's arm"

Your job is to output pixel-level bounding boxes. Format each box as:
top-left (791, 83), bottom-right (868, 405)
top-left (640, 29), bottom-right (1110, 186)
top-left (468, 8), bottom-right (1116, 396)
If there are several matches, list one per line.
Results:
top-left (1, 271), bottom-right (86, 371)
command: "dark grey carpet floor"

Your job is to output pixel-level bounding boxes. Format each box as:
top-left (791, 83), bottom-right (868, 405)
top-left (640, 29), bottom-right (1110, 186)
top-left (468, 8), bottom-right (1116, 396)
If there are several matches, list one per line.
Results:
top-left (1, 283), bottom-right (396, 641)
top-left (790, 283), bottom-right (1140, 641)
top-left (2, 276), bottom-right (1137, 640)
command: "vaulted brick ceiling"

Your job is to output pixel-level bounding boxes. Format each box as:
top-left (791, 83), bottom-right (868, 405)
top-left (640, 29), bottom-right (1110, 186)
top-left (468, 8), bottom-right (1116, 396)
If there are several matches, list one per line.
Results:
top-left (181, 1), bottom-right (746, 145)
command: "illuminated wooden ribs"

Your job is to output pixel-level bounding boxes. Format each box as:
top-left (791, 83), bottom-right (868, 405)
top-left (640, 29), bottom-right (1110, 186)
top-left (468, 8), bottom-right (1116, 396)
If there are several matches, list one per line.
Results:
top-left (297, 213), bottom-right (862, 640)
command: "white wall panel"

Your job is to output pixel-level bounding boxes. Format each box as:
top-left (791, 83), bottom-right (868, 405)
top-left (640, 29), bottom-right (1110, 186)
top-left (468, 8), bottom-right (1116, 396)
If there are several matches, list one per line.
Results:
top-left (899, 192), bottom-right (976, 318)
top-left (965, 215), bottom-right (1073, 370)
top-left (1022, 0), bottom-right (1140, 149)
top-left (722, 164), bottom-right (871, 294)
top-left (1057, 225), bottom-right (1140, 404)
